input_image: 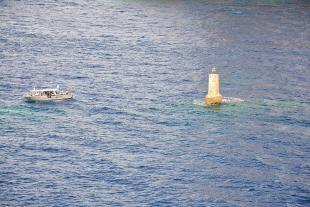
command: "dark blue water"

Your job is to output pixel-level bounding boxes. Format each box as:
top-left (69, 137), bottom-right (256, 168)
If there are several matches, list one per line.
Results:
top-left (1, 0), bottom-right (309, 206)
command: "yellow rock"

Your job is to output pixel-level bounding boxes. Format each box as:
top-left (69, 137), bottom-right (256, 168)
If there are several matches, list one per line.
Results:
top-left (205, 66), bottom-right (222, 105)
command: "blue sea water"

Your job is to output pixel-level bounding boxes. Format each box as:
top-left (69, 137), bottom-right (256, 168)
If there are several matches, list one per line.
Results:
top-left (0, 0), bottom-right (309, 206)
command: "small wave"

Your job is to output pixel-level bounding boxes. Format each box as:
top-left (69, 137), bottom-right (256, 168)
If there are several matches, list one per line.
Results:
top-left (193, 97), bottom-right (244, 106)
top-left (192, 99), bottom-right (206, 106)
top-left (222, 97), bottom-right (244, 103)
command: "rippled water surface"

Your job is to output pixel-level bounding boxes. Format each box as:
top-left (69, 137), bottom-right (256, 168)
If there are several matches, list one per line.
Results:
top-left (0, 0), bottom-right (309, 206)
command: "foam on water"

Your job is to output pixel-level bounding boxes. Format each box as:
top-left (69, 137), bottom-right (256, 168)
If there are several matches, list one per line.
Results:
top-left (223, 97), bottom-right (245, 103)
top-left (193, 97), bottom-right (244, 106)
top-left (192, 99), bottom-right (206, 106)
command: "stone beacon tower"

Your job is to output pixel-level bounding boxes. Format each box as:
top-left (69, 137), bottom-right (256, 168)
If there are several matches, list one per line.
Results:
top-left (205, 66), bottom-right (222, 105)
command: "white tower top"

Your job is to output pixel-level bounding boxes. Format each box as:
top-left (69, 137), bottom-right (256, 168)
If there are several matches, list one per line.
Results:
top-left (211, 66), bottom-right (217, 73)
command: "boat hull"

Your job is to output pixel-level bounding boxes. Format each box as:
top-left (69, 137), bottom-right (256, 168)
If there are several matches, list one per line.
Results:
top-left (25, 94), bottom-right (73, 101)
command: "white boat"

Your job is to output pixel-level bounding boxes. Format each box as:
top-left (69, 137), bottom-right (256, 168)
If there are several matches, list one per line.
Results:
top-left (24, 85), bottom-right (73, 101)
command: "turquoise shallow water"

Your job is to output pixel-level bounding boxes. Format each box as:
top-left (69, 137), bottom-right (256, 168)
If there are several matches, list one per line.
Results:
top-left (0, 0), bottom-right (309, 206)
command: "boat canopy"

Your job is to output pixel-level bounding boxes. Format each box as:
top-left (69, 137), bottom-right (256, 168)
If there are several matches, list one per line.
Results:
top-left (31, 88), bottom-right (59, 92)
